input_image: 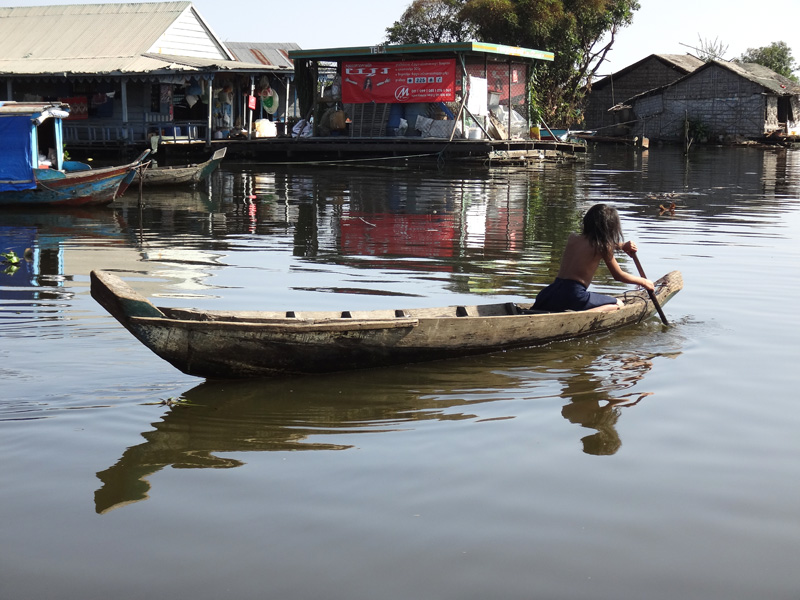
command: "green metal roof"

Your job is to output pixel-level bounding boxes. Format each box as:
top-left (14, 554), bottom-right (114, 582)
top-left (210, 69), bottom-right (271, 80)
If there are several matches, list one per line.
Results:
top-left (289, 41), bottom-right (553, 62)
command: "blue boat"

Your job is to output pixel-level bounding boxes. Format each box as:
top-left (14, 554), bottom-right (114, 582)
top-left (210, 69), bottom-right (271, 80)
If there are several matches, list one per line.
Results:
top-left (0, 101), bottom-right (149, 207)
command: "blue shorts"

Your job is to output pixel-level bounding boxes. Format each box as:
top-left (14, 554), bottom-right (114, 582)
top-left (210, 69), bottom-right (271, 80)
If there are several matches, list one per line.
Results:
top-left (533, 278), bottom-right (617, 312)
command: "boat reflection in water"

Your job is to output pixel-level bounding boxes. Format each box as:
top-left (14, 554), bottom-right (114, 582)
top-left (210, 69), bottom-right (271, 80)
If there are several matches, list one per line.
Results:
top-left (94, 331), bottom-right (682, 514)
top-left (0, 187), bottom-right (222, 333)
top-left (0, 208), bottom-right (127, 336)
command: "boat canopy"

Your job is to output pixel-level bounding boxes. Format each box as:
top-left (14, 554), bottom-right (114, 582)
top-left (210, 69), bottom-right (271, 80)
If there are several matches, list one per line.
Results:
top-left (0, 102), bottom-right (67, 192)
top-left (0, 110), bottom-right (36, 192)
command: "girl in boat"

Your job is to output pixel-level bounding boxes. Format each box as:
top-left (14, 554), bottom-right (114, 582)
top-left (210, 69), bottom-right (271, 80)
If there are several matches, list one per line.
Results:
top-left (533, 203), bottom-right (654, 313)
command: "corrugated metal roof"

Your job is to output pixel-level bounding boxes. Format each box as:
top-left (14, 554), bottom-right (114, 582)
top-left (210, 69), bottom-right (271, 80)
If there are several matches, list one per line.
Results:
top-left (143, 53), bottom-right (287, 69)
top-left (0, 101), bottom-right (69, 115)
top-left (0, 53), bottom-right (285, 77)
top-left (289, 41), bottom-right (554, 62)
top-left (0, 2), bottom-right (282, 76)
top-left (0, 3), bottom-right (191, 61)
top-left (225, 42), bottom-right (300, 70)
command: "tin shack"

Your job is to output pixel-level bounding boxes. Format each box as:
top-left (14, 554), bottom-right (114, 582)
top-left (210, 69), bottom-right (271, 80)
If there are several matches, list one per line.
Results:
top-left (164, 41), bottom-right (586, 165)
top-left (0, 2), bottom-right (294, 158)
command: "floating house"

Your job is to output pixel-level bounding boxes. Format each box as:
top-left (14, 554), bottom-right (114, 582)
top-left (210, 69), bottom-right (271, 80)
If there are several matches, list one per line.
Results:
top-left (583, 54), bottom-right (704, 135)
top-left (224, 42), bottom-right (302, 125)
top-left (620, 60), bottom-right (800, 143)
top-left (0, 3), bottom-right (584, 165)
top-left (0, 2), bottom-right (294, 153)
top-left (164, 41), bottom-right (586, 165)
top-left (289, 41), bottom-right (550, 141)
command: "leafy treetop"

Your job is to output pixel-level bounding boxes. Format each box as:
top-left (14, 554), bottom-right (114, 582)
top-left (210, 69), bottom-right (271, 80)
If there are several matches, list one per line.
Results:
top-left (384, 0), bottom-right (641, 127)
top-left (738, 41), bottom-right (799, 82)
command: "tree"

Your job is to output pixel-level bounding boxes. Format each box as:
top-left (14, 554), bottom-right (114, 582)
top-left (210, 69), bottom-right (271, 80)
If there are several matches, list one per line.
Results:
top-left (459, 0), bottom-right (641, 126)
top-left (385, 0), bottom-right (476, 45)
top-left (696, 35), bottom-right (729, 62)
top-left (384, 0), bottom-right (639, 126)
top-left (738, 41), bottom-right (798, 81)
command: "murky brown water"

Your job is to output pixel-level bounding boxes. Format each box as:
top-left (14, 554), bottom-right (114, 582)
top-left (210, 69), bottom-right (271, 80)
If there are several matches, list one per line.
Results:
top-left (2, 145), bottom-right (799, 599)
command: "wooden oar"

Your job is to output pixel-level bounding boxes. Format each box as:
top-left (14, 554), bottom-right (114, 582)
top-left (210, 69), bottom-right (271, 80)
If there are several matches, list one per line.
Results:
top-left (632, 252), bottom-right (669, 325)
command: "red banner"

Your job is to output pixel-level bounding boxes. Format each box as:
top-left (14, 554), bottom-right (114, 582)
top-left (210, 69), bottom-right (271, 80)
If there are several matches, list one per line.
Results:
top-left (60, 96), bottom-right (88, 119)
top-left (340, 213), bottom-right (455, 260)
top-left (342, 59), bottom-right (456, 104)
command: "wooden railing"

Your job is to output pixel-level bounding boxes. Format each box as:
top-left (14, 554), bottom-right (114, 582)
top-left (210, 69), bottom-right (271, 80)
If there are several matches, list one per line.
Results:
top-left (64, 120), bottom-right (209, 145)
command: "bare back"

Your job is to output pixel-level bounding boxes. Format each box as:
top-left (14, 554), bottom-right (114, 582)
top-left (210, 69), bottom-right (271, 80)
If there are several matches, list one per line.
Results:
top-left (556, 233), bottom-right (605, 288)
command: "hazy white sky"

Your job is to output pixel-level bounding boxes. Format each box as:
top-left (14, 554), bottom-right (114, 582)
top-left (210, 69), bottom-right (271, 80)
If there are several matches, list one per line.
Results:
top-left (2, 0), bottom-right (798, 75)
top-left (602, 0), bottom-right (800, 74)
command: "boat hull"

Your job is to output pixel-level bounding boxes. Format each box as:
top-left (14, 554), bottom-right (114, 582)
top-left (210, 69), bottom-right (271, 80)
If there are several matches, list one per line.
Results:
top-left (141, 147), bottom-right (226, 186)
top-left (0, 151), bottom-right (149, 207)
top-left (91, 269), bottom-right (683, 380)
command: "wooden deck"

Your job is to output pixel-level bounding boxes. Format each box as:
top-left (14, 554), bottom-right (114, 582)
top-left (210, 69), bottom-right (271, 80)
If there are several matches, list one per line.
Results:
top-left (154, 136), bottom-right (587, 166)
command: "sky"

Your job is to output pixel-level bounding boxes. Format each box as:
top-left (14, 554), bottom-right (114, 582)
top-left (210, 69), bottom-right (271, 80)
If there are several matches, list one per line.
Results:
top-left (2, 0), bottom-right (799, 75)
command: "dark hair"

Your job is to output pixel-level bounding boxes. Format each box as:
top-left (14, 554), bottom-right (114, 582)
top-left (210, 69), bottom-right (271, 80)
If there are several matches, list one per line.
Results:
top-left (582, 204), bottom-right (623, 256)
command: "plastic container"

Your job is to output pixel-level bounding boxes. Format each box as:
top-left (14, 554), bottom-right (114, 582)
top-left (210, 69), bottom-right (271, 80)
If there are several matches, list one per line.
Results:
top-left (254, 119), bottom-right (277, 138)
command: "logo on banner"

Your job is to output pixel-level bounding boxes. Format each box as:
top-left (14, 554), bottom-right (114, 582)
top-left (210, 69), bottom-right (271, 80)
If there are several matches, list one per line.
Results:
top-left (342, 59), bottom-right (456, 104)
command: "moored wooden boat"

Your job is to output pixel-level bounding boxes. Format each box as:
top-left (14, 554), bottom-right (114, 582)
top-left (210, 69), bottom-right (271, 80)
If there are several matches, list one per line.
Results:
top-left (141, 147), bottom-right (226, 186)
top-left (91, 269), bottom-right (683, 380)
top-left (539, 128), bottom-right (570, 141)
top-left (0, 101), bottom-right (150, 207)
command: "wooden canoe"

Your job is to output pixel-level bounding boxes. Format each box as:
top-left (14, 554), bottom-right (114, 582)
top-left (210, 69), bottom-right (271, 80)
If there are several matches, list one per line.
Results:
top-left (140, 147), bottom-right (226, 186)
top-left (90, 269), bottom-right (683, 379)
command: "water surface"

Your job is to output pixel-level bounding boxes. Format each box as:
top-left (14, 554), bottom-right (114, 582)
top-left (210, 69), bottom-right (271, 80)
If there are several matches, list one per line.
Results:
top-left (2, 146), bottom-right (799, 599)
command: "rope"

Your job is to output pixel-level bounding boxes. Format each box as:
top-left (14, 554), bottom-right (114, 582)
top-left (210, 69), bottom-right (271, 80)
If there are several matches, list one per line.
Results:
top-left (242, 151), bottom-right (445, 167)
top-left (622, 289), bottom-right (652, 324)
top-left (624, 277), bottom-right (670, 324)
top-left (33, 179), bottom-right (75, 196)
top-left (590, 119), bottom-right (639, 133)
